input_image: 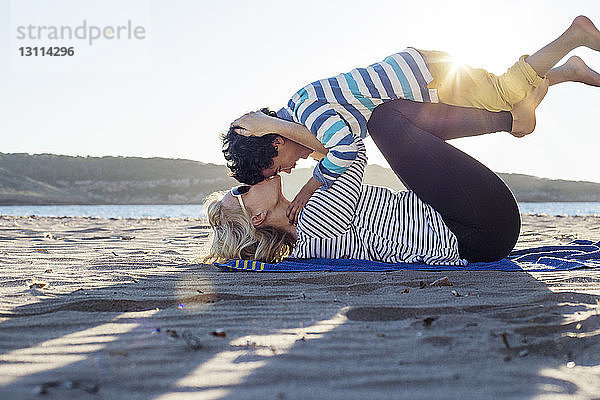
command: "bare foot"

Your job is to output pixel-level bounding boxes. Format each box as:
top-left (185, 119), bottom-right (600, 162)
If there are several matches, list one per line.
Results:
top-left (563, 55), bottom-right (600, 86)
top-left (548, 56), bottom-right (600, 87)
top-left (568, 15), bottom-right (600, 52)
top-left (510, 79), bottom-right (549, 138)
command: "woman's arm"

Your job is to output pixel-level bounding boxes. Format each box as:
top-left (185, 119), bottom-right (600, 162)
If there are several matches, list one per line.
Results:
top-left (297, 136), bottom-right (367, 239)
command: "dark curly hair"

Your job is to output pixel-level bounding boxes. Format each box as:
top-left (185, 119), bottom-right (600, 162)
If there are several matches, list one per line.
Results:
top-left (223, 108), bottom-right (280, 185)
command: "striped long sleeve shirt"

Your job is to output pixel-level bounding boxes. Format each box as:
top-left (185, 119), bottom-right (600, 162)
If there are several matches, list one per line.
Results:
top-left (291, 135), bottom-right (467, 266)
top-left (277, 47), bottom-right (438, 189)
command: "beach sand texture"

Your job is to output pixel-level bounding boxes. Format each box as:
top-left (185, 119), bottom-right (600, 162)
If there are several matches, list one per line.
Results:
top-left (1, 214), bottom-right (600, 399)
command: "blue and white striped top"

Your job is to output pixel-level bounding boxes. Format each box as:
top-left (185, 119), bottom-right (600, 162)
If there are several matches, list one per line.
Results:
top-left (277, 47), bottom-right (438, 189)
top-left (292, 134), bottom-right (466, 266)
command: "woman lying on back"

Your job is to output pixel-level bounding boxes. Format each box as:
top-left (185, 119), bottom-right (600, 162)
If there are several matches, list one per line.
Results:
top-left (205, 97), bottom-right (537, 265)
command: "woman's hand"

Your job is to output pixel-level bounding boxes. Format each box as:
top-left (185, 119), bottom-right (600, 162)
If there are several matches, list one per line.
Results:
top-left (230, 110), bottom-right (277, 137)
top-left (287, 177), bottom-right (321, 225)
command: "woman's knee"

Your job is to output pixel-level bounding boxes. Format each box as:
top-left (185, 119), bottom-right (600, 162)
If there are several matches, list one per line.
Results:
top-left (487, 223), bottom-right (520, 260)
top-left (464, 207), bottom-right (521, 262)
top-left (367, 102), bottom-right (399, 139)
top-left (456, 195), bottom-right (521, 262)
top-left (497, 205), bottom-right (521, 257)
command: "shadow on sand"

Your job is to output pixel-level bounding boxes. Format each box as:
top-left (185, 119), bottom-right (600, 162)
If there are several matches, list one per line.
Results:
top-left (1, 262), bottom-right (599, 399)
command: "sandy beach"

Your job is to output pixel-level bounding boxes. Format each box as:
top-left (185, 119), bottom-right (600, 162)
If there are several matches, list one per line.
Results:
top-left (1, 214), bottom-right (599, 399)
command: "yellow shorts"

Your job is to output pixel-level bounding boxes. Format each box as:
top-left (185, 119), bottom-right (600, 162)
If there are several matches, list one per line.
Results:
top-left (419, 49), bottom-right (545, 112)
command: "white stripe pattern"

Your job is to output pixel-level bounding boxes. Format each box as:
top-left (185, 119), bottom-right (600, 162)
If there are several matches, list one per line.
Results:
top-left (280, 48), bottom-right (439, 189)
top-left (292, 136), bottom-right (467, 266)
top-left (405, 47), bottom-right (435, 83)
top-left (390, 53), bottom-right (423, 102)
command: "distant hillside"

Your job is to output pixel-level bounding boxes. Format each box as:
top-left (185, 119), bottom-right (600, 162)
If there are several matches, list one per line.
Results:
top-left (281, 167), bottom-right (600, 202)
top-left (498, 173), bottom-right (600, 202)
top-left (1, 153), bottom-right (599, 205)
top-left (0, 153), bottom-right (237, 205)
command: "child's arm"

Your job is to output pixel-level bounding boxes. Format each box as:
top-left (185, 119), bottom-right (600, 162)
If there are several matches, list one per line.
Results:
top-left (309, 151), bottom-right (325, 161)
top-left (232, 111), bottom-right (328, 155)
top-left (306, 106), bottom-right (359, 190)
top-left (234, 107), bottom-right (359, 220)
top-left (287, 105), bottom-right (361, 223)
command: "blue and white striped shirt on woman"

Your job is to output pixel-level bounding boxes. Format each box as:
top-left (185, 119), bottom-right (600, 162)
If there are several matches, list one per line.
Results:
top-left (291, 135), bottom-right (466, 266)
top-left (277, 47), bottom-right (438, 189)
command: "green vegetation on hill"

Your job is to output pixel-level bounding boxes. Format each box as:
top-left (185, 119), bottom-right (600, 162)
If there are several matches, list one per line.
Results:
top-left (498, 173), bottom-right (600, 202)
top-left (0, 153), bottom-right (237, 205)
top-left (1, 153), bottom-right (599, 205)
top-left (281, 167), bottom-right (600, 203)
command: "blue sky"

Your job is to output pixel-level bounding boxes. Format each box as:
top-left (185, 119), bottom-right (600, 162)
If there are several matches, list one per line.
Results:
top-left (1, 0), bottom-right (600, 183)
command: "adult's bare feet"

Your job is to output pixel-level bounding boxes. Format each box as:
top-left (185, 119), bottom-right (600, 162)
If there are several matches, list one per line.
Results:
top-left (510, 79), bottom-right (549, 138)
top-left (548, 55), bottom-right (600, 87)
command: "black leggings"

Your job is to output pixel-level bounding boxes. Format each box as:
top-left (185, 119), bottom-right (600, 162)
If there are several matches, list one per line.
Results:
top-left (367, 99), bottom-right (520, 262)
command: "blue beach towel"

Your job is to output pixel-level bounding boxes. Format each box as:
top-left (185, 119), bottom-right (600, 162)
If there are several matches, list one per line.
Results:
top-left (215, 240), bottom-right (600, 273)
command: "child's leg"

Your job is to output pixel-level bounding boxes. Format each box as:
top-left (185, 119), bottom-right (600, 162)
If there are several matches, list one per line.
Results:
top-left (525, 16), bottom-right (600, 78)
top-left (493, 16), bottom-right (600, 101)
top-left (422, 16), bottom-right (600, 113)
top-left (546, 56), bottom-right (600, 87)
top-left (422, 49), bottom-right (544, 112)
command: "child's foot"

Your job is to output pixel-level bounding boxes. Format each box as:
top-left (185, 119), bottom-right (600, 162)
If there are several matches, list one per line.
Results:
top-left (568, 16), bottom-right (600, 52)
top-left (550, 56), bottom-right (600, 87)
top-left (510, 79), bottom-right (549, 138)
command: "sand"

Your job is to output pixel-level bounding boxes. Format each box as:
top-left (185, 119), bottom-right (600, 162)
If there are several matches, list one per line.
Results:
top-left (0, 214), bottom-right (599, 399)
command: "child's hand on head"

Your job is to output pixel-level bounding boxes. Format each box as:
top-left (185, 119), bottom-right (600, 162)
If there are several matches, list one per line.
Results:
top-left (231, 110), bottom-right (276, 137)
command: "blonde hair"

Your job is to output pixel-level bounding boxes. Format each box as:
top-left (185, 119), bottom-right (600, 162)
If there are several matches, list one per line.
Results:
top-left (203, 191), bottom-right (295, 263)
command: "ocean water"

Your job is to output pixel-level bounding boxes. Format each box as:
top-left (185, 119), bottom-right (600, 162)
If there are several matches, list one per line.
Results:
top-left (517, 202), bottom-right (600, 216)
top-left (1, 202), bottom-right (600, 218)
